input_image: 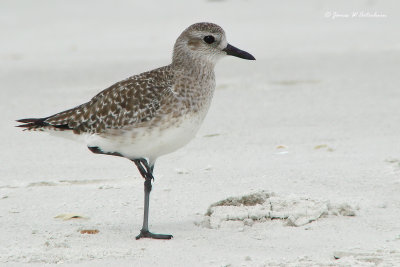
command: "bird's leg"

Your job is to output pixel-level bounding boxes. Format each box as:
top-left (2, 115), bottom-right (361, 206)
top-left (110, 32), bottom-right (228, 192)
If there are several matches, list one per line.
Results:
top-left (132, 159), bottom-right (173, 240)
top-left (138, 158), bottom-right (154, 180)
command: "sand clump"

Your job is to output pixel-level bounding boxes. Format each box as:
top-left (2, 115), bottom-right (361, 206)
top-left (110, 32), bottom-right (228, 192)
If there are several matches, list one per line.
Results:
top-left (201, 191), bottom-right (357, 229)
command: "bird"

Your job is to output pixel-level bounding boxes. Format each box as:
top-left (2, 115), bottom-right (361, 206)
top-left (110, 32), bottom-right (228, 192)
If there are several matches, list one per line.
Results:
top-left (16, 22), bottom-right (255, 240)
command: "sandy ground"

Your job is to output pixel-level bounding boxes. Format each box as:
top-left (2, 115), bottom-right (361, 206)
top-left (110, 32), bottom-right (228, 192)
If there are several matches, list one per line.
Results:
top-left (1, 0), bottom-right (400, 266)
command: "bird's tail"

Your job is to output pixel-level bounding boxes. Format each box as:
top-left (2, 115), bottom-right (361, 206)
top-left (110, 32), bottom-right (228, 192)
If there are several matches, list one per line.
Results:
top-left (16, 117), bottom-right (71, 131)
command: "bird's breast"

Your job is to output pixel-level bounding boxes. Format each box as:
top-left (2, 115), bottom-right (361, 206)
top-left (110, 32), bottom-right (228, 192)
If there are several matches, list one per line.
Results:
top-left (86, 111), bottom-right (206, 163)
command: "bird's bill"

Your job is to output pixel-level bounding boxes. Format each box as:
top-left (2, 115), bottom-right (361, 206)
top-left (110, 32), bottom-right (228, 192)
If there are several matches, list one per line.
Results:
top-left (223, 44), bottom-right (255, 60)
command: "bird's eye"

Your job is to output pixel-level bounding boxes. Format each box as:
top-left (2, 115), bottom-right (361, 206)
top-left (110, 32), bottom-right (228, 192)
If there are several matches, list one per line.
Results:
top-left (203, 35), bottom-right (215, 44)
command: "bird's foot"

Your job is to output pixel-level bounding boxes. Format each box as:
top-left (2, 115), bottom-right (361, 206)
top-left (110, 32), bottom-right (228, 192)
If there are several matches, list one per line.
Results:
top-left (135, 229), bottom-right (173, 240)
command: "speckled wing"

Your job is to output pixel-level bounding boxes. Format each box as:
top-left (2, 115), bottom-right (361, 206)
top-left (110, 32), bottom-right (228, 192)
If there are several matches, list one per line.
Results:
top-left (17, 66), bottom-right (174, 134)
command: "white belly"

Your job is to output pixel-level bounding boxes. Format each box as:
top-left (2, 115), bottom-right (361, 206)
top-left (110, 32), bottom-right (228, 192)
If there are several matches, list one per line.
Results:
top-left (85, 113), bottom-right (204, 164)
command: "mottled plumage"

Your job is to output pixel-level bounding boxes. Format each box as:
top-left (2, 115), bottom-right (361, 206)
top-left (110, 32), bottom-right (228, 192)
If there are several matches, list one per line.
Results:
top-left (17, 22), bottom-right (255, 239)
top-left (29, 66), bottom-right (176, 135)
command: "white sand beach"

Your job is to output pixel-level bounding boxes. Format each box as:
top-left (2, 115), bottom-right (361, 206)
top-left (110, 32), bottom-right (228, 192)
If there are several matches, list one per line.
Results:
top-left (1, 0), bottom-right (399, 266)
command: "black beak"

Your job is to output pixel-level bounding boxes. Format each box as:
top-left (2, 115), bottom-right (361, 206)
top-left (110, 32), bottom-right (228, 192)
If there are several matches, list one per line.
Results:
top-left (223, 43), bottom-right (255, 60)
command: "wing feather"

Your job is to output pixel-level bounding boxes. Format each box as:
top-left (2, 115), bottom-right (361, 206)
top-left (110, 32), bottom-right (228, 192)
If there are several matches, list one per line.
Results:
top-left (18, 66), bottom-right (175, 133)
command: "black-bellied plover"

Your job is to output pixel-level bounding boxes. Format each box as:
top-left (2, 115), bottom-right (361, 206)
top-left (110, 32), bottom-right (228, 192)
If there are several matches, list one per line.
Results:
top-left (17, 22), bottom-right (255, 240)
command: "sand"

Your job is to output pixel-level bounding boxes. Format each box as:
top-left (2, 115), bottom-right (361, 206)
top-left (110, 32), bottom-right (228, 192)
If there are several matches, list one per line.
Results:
top-left (1, 0), bottom-right (399, 266)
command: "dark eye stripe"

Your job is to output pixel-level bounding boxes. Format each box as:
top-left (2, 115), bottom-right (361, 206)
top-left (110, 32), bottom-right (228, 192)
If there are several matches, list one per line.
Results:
top-left (203, 35), bottom-right (215, 44)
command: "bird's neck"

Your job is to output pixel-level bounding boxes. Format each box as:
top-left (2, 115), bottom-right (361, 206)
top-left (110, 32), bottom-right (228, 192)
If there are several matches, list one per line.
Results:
top-left (172, 56), bottom-right (215, 81)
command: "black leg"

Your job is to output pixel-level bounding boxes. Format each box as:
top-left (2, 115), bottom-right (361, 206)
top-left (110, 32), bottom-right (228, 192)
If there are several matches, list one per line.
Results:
top-left (132, 159), bottom-right (173, 240)
top-left (132, 159), bottom-right (150, 180)
top-left (87, 148), bottom-right (173, 240)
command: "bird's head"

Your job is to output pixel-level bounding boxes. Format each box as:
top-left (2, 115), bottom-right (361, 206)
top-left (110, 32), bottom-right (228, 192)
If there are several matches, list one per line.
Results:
top-left (173, 22), bottom-right (255, 67)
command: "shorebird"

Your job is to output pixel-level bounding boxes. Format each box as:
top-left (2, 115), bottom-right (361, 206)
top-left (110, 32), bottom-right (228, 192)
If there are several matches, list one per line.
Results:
top-left (17, 22), bottom-right (255, 240)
